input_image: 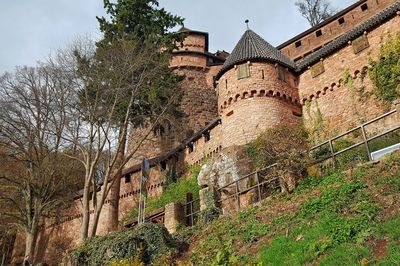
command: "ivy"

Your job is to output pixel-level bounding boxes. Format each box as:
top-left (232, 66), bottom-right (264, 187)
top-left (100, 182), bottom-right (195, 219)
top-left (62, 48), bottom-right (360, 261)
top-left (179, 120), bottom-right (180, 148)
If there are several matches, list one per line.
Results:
top-left (343, 68), bottom-right (363, 122)
top-left (369, 32), bottom-right (400, 104)
top-left (70, 223), bottom-right (177, 265)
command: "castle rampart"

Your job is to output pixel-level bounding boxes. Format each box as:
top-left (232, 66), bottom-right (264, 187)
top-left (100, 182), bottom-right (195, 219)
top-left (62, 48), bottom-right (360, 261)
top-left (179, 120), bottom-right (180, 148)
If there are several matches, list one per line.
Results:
top-left (299, 8), bottom-right (400, 139)
top-left (278, 0), bottom-right (397, 61)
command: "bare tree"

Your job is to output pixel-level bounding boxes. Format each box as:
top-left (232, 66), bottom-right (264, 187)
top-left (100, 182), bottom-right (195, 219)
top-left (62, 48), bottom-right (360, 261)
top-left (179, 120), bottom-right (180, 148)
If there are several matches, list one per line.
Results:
top-left (0, 64), bottom-right (78, 261)
top-left (295, 0), bottom-right (336, 27)
top-left (60, 36), bottom-right (182, 240)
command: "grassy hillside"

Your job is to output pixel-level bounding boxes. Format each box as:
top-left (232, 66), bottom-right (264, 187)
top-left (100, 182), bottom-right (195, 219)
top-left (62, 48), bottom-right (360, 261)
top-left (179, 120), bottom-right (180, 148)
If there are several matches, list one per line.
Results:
top-left (175, 152), bottom-right (400, 265)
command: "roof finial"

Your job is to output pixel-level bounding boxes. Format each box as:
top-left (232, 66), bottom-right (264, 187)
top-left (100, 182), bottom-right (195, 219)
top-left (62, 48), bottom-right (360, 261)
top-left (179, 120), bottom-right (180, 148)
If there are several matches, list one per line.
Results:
top-left (245, 19), bottom-right (250, 30)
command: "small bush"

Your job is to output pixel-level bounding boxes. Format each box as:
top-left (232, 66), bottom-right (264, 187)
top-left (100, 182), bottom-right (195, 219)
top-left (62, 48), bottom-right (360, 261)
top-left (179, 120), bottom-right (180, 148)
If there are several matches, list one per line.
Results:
top-left (200, 207), bottom-right (221, 223)
top-left (247, 124), bottom-right (310, 193)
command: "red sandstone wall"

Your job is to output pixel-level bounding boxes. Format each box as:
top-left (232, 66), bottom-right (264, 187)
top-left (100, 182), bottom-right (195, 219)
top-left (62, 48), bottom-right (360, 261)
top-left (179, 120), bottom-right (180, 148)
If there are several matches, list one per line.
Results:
top-left (184, 124), bottom-right (223, 165)
top-left (177, 33), bottom-right (207, 53)
top-left (126, 30), bottom-right (220, 166)
top-left (299, 15), bottom-right (400, 141)
top-left (218, 62), bottom-right (302, 147)
top-left (170, 53), bottom-right (208, 69)
top-left (279, 0), bottom-right (397, 61)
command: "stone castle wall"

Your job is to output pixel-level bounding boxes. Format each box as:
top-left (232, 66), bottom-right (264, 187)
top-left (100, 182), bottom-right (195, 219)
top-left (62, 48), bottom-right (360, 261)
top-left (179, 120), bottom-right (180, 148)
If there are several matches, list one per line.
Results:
top-left (279, 0), bottom-right (397, 61)
top-left (299, 14), bottom-right (400, 141)
top-left (184, 123), bottom-right (223, 166)
top-left (126, 32), bottom-right (220, 166)
top-left (218, 62), bottom-right (302, 147)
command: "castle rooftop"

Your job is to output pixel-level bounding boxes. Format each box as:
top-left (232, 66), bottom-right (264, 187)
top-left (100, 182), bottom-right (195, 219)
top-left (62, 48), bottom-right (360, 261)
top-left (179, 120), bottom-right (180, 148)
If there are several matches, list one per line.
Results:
top-left (216, 29), bottom-right (296, 79)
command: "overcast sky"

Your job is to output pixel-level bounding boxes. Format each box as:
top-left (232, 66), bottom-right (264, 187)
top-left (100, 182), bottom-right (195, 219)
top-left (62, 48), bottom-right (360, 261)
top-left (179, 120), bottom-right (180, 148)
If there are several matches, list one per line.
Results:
top-left (0, 0), bottom-right (356, 74)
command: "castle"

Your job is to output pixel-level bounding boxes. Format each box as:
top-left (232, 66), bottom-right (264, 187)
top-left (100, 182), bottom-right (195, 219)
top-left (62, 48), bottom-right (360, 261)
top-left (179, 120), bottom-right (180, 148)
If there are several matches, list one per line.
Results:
top-left (10, 0), bottom-right (400, 263)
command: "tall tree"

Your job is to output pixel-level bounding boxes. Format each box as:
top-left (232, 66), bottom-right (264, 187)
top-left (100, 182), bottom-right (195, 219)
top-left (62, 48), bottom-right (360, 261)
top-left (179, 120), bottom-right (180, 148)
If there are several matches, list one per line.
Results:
top-left (97, 0), bottom-right (184, 47)
top-left (295, 0), bottom-right (336, 27)
top-left (0, 64), bottom-right (79, 262)
top-left (92, 0), bottom-right (184, 233)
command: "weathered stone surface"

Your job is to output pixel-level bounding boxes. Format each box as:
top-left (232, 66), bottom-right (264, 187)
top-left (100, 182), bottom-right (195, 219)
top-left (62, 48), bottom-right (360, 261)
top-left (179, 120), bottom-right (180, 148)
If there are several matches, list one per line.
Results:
top-left (164, 202), bottom-right (185, 234)
top-left (197, 145), bottom-right (252, 192)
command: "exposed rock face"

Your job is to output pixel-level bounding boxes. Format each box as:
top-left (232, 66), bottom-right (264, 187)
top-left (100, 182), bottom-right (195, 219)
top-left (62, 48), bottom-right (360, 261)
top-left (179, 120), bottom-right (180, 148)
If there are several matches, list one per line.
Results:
top-left (197, 145), bottom-right (253, 191)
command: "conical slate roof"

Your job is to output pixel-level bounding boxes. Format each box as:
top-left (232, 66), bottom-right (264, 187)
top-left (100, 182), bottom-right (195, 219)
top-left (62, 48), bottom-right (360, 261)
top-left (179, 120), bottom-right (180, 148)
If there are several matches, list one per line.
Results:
top-left (216, 30), bottom-right (296, 79)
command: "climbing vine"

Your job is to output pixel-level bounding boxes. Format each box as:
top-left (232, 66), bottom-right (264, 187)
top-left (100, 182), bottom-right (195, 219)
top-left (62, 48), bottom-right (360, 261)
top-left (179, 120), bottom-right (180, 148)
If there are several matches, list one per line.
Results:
top-left (343, 68), bottom-right (363, 122)
top-left (368, 32), bottom-right (400, 104)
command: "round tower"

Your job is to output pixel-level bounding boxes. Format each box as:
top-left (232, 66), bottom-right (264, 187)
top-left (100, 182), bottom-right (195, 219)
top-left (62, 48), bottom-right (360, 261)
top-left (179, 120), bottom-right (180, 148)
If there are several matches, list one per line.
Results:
top-left (170, 27), bottom-right (224, 138)
top-left (216, 29), bottom-right (302, 148)
top-left (126, 27), bottom-right (225, 167)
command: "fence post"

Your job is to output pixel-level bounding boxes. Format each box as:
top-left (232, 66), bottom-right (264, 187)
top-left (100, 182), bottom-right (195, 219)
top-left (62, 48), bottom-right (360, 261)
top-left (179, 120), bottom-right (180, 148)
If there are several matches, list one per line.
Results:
top-left (164, 202), bottom-right (185, 234)
top-left (235, 180), bottom-right (241, 210)
top-left (360, 125), bottom-right (372, 161)
top-left (328, 140), bottom-right (337, 168)
top-left (186, 192), bottom-right (193, 226)
top-left (255, 171), bottom-right (262, 202)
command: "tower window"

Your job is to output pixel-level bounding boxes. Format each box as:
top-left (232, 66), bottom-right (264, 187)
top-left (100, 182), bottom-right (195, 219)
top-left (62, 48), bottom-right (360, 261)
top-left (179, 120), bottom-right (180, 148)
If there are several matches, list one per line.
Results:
top-left (160, 161), bottom-right (167, 171)
top-left (188, 143), bottom-right (194, 153)
top-left (352, 35), bottom-right (370, 54)
top-left (310, 61), bottom-right (325, 78)
top-left (124, 174), bottom-right (131, 183)
top-left (203, 131), bottom-right (210, 142)
top-left (361, 3), bottom-right (368, 11)
top-left (237, 63), bottom-right (250, 79)
top-left (316, 30), bottom-right (322, 37)
top-left (295, 40), bottom-right (302, 48)
top-left (338, 17), bottom-right (345, 25)
top-left (277, 65), bottom-right (286, 81)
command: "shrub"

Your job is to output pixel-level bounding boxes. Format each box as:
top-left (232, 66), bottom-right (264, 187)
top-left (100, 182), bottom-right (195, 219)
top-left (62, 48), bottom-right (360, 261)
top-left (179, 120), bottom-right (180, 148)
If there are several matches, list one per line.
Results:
top-left (70, 223), bottom-right (177, 265)
top-left (247, 124), bottom-right (310, 193)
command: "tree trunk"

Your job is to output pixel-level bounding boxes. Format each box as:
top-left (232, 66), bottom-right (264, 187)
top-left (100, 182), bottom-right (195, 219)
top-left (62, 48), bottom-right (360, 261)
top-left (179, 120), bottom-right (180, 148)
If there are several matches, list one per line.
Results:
top-left (107, 126), bottom-right (127, 232)
top-left (80, 180), bottom-right (91, 242)
top-left (89, 208), bottom-right (102, 237)
top-left (24, 227), bottom-right (37, 262)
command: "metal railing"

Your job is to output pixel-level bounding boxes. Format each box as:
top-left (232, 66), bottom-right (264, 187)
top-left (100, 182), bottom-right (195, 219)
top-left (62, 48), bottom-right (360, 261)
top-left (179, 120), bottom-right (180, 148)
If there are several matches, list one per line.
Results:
top-left (217, 163), bottom-right (280, 211)
top-left (310, 109), bottom-right (399, 166)
top-left (123, 208), bottom-right (165, 228)
top-left (184, 197), bottom-right (201, 226)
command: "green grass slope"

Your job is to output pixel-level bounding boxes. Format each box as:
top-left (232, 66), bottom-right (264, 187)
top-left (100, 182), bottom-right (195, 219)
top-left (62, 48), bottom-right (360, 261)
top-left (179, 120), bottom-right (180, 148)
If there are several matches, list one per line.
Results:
top-left (175, 152), bottom-right (400, 265)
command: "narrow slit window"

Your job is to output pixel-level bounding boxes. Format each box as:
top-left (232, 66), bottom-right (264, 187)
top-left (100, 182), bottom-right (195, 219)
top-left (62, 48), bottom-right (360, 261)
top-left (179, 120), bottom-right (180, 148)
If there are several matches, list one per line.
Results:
top-left (188, 143), bottom-right (194, 153)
